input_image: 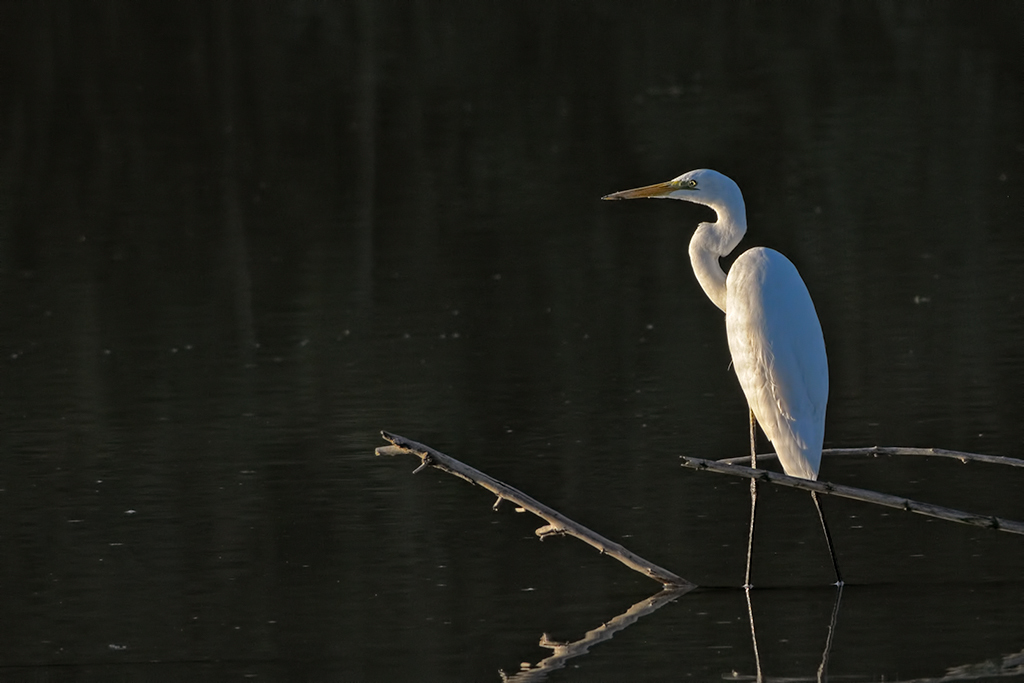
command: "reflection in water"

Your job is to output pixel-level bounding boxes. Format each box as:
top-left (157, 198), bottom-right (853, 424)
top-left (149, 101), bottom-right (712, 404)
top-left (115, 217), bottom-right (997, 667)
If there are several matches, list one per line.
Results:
top-left (500, 583), bottom-right (1021, 683)
top-left (732, 585), bottom-right (1024, 683)
top-left (737, 585), bottom-right (847, 679)
top-left (500, 586), bottom-right (691, 682)
top-left (744, 586), bottom-right (763, 682)
top-left (741, 585), bottom-right (843, 683)
top-left (816, 585), bottom-right (843, 682)
top-left (219, 3), bottom-right (257, 355)
top-left (906, 648), bottom-right (1024, 682)
top-left (2, 3), bottom-right (1024, 680)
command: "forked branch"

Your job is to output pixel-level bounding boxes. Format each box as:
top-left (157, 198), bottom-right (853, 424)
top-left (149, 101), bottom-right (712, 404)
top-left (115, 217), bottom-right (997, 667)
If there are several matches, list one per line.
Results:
top-left (719, 446), bottom-right (1024, 469)
top-left (376, 431), bottom-right (692, 588)
top-left (683, 456), bottom-right (1024, 536)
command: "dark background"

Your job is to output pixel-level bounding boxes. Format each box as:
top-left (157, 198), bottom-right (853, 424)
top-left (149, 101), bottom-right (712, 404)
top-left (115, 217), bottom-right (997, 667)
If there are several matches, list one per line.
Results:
top-left (1, 2), bottom-right (1023, 680)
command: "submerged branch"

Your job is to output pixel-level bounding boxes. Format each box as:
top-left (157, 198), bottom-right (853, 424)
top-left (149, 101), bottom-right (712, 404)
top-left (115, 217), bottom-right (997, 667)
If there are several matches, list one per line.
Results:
top-left (376, 431), bottom-right (692, 588)
top-left (682, 456), bottom-right (1024, 536)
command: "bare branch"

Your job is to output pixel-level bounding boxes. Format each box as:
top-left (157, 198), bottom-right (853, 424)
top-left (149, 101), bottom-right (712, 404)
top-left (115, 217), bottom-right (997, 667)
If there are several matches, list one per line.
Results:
top-left (718, 446), bottom-right (1024, 469)
top-left (682, 456), bottom-right (1024, 536)
top-left (376, 431), bottom-right (692, 588)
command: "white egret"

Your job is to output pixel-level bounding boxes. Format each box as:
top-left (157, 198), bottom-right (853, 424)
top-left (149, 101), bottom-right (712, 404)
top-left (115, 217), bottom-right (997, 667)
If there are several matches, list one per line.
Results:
top-left (603, 168), bottom-right (842, 586)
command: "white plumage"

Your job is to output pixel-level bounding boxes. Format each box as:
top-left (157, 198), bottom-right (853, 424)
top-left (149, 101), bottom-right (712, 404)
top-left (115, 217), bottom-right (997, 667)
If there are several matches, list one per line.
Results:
top-left (604, 168), bottom-right (841, 584)
top-left (604, 168), bottom-right (828, 480)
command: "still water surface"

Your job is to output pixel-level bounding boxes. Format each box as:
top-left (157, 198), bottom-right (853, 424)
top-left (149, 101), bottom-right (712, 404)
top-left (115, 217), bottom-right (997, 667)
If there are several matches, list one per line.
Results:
top-left (1, 2), bottom-right (1023, 681)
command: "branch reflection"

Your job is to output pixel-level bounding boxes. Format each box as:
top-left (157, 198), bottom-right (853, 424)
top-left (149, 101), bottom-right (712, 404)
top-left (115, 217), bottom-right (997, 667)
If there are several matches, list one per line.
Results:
top-left (499, 585), bottom-right (693, 682)
top-left (898, 647), bottom-right (1024, 682)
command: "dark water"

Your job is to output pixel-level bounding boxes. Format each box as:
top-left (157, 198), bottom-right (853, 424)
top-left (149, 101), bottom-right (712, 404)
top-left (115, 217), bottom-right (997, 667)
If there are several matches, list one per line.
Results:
top-left (2, 2), bottom-right (1024, 681)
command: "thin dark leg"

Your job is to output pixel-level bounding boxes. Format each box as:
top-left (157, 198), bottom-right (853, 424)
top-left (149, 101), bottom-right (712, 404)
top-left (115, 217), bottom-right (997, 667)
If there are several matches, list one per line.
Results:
top-left (748, 408), bottom-right (757, 466)
top-left (744, 409), bottom-right (757, 589)
top-left (811, 490), bottom-right (843, 586)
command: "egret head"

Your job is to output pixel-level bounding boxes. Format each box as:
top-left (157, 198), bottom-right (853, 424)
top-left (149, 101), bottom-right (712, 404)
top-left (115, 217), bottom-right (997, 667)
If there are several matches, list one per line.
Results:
top-left (602, 168), bottom-right (744, 214)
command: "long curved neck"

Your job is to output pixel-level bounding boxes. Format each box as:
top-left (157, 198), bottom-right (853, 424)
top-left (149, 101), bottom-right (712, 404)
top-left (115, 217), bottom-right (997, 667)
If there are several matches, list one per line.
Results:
top-left (687, 204), bottom-right (747, 312)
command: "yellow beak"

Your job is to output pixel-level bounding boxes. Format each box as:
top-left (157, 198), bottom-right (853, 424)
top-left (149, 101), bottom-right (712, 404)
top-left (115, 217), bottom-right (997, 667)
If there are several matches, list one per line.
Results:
top-left (602, 180), bottom-right (680, 201)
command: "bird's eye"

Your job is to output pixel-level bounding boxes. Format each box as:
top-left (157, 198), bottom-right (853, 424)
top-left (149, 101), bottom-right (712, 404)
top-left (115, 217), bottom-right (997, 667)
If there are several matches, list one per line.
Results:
top-left (687, 179), bottom-right (698, 188)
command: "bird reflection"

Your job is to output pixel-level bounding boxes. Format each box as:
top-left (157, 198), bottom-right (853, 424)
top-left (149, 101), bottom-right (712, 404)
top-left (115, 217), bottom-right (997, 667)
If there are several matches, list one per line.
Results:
top-left (739, 584), bottom-right (844, 683)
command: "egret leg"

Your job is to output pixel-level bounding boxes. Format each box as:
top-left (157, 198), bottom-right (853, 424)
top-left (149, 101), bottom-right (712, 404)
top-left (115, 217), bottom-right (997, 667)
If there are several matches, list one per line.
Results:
top-left (744, 409), bottom-right (758, 589)
top-left (811, 491), bottom-right (843, 586)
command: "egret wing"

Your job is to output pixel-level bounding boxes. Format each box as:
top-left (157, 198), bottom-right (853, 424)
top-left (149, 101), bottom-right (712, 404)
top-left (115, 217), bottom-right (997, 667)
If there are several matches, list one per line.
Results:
top-left (725, 248), bottom-right (828, 480)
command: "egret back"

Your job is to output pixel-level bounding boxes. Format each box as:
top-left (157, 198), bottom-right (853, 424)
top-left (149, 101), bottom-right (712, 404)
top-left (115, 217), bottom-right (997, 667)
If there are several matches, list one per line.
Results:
top-left (724, 248), bottom-right (828, 480)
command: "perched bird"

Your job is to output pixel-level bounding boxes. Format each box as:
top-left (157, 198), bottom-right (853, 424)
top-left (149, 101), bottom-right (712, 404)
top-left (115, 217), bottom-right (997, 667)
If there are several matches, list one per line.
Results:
top-left (604, 168), bottom-right (841, 586)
